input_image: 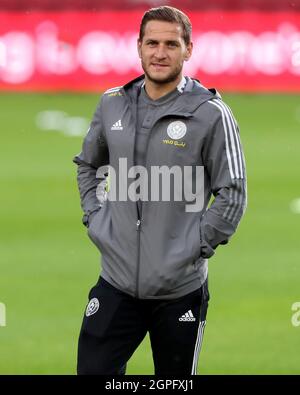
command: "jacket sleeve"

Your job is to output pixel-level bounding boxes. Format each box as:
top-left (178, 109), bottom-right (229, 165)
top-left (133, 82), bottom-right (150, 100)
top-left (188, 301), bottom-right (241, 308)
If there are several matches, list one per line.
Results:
top-left (200, 99), bottom-right (247, 258)
top-left (73, 97), bottom-right (109, 227)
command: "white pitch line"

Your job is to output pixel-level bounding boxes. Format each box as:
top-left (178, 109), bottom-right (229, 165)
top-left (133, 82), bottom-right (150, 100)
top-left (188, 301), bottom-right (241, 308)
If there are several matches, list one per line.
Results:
top-left (290, 198), bottom-right (300, 214)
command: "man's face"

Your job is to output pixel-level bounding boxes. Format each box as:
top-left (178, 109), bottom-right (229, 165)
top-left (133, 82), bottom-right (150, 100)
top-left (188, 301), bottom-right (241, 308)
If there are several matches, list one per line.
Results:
top-left (137, 20), bottom-right (193, 84)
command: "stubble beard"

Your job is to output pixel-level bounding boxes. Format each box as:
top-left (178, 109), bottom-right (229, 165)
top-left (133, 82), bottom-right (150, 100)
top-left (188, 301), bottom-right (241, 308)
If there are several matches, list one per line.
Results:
top-left (142, 60), bottom-right (183, 85)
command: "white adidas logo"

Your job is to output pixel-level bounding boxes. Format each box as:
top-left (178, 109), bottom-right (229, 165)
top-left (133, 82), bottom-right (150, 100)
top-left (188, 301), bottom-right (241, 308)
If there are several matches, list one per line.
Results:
top-left (111, 120), bottom-right (123, 131)
top-left (179, 310), bottom-right (196, 322)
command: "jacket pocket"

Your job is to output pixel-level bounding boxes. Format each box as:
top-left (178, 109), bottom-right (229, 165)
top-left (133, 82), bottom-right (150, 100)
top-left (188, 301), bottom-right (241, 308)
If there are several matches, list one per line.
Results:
top-left (193, 255), bottom-right (204, 272)
top-left (191, 217), bottom-right (202, 271)
top-left (197, 216), bottom-right (202, 258)
top-left (87, 205), bottom-right (106, 250)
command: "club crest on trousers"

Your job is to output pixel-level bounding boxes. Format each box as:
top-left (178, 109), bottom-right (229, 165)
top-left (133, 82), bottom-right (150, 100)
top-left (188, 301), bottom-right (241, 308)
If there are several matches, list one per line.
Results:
top-left (86, 298), bottom-right (99, 317)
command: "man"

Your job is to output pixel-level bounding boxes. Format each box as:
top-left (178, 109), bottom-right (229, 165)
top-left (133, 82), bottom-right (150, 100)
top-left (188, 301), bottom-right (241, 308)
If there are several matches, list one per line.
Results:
top-left (73, 6), bottom-right (247, 375)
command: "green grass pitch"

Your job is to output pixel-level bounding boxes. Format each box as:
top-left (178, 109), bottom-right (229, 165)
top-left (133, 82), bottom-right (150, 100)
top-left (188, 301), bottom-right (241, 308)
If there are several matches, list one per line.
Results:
top-left (0, 92), bottom-right (299, 374)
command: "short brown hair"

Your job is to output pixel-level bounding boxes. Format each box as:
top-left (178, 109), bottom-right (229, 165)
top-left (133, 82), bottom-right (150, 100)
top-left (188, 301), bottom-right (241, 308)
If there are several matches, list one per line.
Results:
top-left (139, 6), bottom-right (192, 45)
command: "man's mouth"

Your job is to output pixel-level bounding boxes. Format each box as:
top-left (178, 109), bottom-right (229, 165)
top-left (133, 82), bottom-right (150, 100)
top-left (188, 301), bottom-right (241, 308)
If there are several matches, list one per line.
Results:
top-left (151, 63), bottom-right (169, 69)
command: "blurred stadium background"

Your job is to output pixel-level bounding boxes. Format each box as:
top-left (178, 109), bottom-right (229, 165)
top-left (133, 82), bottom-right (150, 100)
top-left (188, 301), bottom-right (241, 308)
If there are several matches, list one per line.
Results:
top-left (0, 0), bottom-right (300, 374)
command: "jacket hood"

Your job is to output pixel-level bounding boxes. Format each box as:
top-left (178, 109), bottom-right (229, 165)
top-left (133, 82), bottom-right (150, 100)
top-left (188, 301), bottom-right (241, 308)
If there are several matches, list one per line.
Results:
top-left (122, 74), bottom-right (222, 115)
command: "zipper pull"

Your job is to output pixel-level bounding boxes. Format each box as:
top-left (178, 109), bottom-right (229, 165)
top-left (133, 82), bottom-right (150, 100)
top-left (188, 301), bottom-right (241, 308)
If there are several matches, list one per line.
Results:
top-left (136, 219), bottom-right (141, 230)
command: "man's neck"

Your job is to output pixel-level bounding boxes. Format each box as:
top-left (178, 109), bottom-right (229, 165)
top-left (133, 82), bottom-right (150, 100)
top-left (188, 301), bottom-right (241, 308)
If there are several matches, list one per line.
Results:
top-left (144, 74), bottom-right (184, 101)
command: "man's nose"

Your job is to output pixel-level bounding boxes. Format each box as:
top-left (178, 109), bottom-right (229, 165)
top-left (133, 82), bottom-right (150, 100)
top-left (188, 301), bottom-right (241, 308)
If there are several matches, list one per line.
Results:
top-left (154, 44), bottom-right (167, 59)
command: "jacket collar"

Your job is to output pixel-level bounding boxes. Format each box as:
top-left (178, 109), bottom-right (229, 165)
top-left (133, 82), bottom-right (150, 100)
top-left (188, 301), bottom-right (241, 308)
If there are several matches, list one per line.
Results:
top-left (121, 74), bottom-right (221, 115)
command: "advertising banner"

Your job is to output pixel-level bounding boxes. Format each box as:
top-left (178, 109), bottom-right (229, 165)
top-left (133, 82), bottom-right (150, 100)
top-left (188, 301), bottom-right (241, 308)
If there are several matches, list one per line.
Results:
top-left (0, 11), bottom-right (299, 91)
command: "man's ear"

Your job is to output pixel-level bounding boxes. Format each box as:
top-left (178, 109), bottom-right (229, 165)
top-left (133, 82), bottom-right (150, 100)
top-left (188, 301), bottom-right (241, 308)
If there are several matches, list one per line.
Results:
top-left (184, 41), bottom-right (193, 61)
top-left (137, 39), bottom-right (142, 58)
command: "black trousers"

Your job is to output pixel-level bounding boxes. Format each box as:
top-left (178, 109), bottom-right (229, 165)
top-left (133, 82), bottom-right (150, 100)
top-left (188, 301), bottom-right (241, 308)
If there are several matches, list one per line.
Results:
top-left (77, 277), bottom-right (209, 375)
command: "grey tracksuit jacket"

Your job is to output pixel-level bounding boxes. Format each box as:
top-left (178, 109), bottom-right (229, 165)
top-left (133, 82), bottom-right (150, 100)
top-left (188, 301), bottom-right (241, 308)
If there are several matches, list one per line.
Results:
top-left (73, 75), bottom-right (247, 300)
